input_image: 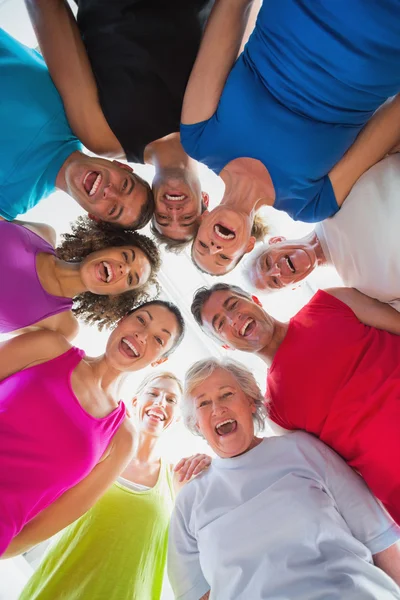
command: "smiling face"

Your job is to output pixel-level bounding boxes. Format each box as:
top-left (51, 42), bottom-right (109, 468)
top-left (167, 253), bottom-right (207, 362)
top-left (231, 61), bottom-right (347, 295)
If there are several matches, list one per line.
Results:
top-left (201, 289), bottom-right (272, 353)
top-left (63, 156), bottom-right (150, 227)
top-left (192, 206), bottom-right (255, 275)
top-left (152, 169), bottom-right (208, 242)
top-left (79, 245), bottom-right (152, 295)
top-left (192, 368), bottom-right (257, 458)
top-left (249, 237), bottom-right (317, 290)
top-left (133, 376), bottom-right (181, 437)
top-left (105, 304), bottom-right (180, 371)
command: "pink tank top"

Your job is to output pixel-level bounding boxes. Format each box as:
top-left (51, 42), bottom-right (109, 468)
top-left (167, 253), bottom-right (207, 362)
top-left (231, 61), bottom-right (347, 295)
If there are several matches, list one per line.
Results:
top-left (0, 221), bottom-right (73, 333)
top-left (0, 347), bottom-right (126, 555)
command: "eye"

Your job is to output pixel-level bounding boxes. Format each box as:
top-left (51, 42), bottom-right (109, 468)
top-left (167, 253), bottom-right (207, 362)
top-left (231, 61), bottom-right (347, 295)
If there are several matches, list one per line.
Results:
top-left (222, 391), bottom-right (233, 399)
top-left (122, 178), bottom-right (128, 192)
top-left (184, 214), bottom-right (194, 220)
top-left (228, 300), bottom-right (238, 311)
top-left (136, 315), bottom-right (145, 325)
top-left (167, 396), bottom-right (177, 404)
top-left (127, 273), bottom-right (133, 286)
top-left (273, 277), bottom-right (279, 287)
top-left (217, 317), bottom-right (225, 332)
top-left (122, 251), bottom-right (129, 262)
top-left (220, 255), bottom-right (230, 261)
top-left (148, 392), bottom-right (157, 397)
top-left (198, 400), bottom-right (209, 408)
top-left (199, 241), bottom-right (208, 249)
top-left (154, 336), bottom-right (164, 346)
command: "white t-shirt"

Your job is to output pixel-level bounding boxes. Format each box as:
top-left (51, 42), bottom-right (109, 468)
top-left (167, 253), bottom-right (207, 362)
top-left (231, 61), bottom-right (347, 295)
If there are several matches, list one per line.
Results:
top-left (168, 432), bottom-right (400, 600)
top-left (315, 154), bottom-right (400, 311)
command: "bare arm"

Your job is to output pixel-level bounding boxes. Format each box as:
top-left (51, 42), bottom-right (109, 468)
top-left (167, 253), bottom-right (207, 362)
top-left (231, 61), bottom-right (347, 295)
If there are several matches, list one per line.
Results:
top-left (2, 421), bottom-right (134, 557)
top-left (325, 287), bottom-right (400, 335)
top-left (12, 220), bottom-right (57, 246)
top-left (239, 0), bottom-right (261, 55)
top-left (24, 0), bottom-right (123, 157)
top-left (329, 95), bottom-right (400, 207)
top-left (373, 543), bottom-right (400, 587)
top-left (0, 330), bottom-right (70, 381)
top-left (200, 592), bottom-right (210, 600)
top-left (181, 0), bottom-right (255, 125)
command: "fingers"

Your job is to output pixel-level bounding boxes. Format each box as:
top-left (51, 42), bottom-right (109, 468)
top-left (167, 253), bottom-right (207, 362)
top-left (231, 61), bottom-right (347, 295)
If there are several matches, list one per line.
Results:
top-left (176, 454), bottom-right (211, 482)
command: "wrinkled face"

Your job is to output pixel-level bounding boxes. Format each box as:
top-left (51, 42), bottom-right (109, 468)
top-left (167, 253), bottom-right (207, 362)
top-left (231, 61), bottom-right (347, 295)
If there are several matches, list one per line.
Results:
top-left (133, 377), bottom-right (181, 437)
top-left (249, 239), bottom-right (317, 290)
top-left (152, 169), bottom-right (206, 241)
top-left (63, 157), bottom-right (149, 227)
top-left (79, 245), bottom-right (152, 295)
top-left (192, 369), bottom-right (256, 458)
top-left (192, 206), bottom-right (255, 275)
top-left (201, 289), bottom-right (272, 352)
top-left (106, 305), bottom-right (180, 371)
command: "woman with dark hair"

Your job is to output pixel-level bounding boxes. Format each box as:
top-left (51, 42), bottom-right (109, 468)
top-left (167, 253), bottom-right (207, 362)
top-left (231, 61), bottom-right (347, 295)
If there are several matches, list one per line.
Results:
top-left (0, 299), bottom-right (185, 558)
top-left (0, 217), bottom-right (161, 339)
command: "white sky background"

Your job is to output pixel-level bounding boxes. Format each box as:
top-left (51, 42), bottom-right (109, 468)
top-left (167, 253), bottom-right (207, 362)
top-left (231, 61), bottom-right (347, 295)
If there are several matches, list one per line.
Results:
top-left (0, 2), bottom-right (343, 597)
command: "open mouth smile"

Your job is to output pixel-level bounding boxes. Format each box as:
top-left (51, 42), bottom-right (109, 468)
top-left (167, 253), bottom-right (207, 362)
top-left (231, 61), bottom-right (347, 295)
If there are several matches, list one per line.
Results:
top-left (285, 256), bottom-right (295, 273)
top-left (239, 317), bottom-right (256, 337)
top-left (83, 171), bottom-right (102, 197)
top-left (145, 408), bottom-right (166, 422)
top-left (164, 193), bottom-right (187, 202)
top-left (215, 419), bottom-right (237, 436)
top-left (214, 224), bottom-right (235, 240)
top-left (119, 337), bottom-right (141, 359)
top-left (96, 261), bottom-right (114, 283)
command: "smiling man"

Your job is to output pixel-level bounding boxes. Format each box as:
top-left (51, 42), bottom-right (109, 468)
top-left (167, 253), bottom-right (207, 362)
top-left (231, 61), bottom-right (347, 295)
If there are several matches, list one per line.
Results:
top-left (247, 154), bottom-right (400, 310)
top-left (0, 28), bottom-right (153, 228)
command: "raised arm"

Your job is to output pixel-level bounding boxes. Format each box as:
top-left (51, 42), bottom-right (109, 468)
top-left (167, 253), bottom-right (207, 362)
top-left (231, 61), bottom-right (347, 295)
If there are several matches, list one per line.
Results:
top-left (329, 94), bottom-right (400, 207)
top-left (24, 0), bottom-right (123, 157)
top-left (374, 543), bottom-right (400, 587)
top-left (2, 420), bottom-right (134, 558)
top-left (325, 287), bottom-right (400, 335)
top-left (181, 0), bottom-right (255, 125)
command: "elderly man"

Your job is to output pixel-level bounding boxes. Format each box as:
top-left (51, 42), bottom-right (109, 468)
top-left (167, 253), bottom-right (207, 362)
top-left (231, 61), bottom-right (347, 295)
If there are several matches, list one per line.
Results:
top-left (24, 0), bottom-right (214, 249)
top-left (0, 28), bottom-right (153, 229)
top-left (190, 281), bottom-right (400, 526)
top-left (247, 154), bottom-right (400, 310)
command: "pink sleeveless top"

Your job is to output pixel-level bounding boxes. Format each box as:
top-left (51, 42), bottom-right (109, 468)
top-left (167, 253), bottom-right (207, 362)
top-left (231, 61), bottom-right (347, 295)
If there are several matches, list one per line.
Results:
top-left (0, 221), bottom-right (73, 333)
top-left (0, 347), bottom-right (126, 555)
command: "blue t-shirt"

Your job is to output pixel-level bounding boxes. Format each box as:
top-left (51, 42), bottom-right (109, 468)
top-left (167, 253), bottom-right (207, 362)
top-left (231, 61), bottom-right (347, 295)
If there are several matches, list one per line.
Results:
top-left (0, 29), bottom-right (82, 221)
top-left (181, 0), bottom-right (400, 222)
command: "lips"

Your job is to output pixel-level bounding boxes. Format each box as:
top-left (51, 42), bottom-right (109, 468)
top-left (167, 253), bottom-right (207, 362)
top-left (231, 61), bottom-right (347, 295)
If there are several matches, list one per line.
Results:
top-left (96, 261), bottom-right (114, 283)
top-left (119, 337), bottom-right (140, 359)
top-left (215, 419), bottom-right (237, 436)
top-left (83, 171), bottom-right (102, 197)
top-left (145, 408), bottom-right (166, 422)
top-left (214, 223), bottom-right (235, 240)
top-left (239, 317), bottom-right (256, 337)
top-left (164, 193), bottom-right (187, 202)
top-left (285, 256), bottom-right (295, 273)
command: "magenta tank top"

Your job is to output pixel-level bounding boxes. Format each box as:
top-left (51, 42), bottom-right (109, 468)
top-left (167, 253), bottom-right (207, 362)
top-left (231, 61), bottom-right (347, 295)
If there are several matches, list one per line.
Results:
top-left (0, 221), bottom-right (73, 333)
top-left (0, 347), bottom-right (126, 555)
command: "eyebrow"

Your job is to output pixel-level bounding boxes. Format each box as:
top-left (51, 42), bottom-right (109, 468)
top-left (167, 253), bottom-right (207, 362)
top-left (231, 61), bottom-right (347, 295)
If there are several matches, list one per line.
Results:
top-left (196, 385), bottom-right (231, 400)
top-left (134, 272), bottom-right (139, 285)
top-left (109, 206), bottom-right (124, 222)
top-left (128, 174), bottom-right (135, 195)
top-left (141, 310), bottom-right (171, 337)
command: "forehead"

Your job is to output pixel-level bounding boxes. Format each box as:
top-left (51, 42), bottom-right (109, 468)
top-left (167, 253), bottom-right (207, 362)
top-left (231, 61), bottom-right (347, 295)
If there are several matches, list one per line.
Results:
top-left (192, 368), bottom-right (239, 397)
top-left (145, 377), bottom-right (181, 394)
top-left (132, 305), bottom-right (178, 331)
top-left (202, 290), bottom-right (247, 321)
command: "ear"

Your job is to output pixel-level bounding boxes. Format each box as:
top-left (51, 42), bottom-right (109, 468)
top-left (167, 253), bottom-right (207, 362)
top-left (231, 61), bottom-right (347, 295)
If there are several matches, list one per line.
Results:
top-left (131, 396), bottom-right (137, 408)
top-left (88, 213), bottom-right (102, 223)
top-left (269, 236), bottom-right (286, 245)
top-left (250, 400), bottom-right (256, 414)
top-left (200, 209), bottom-right (210, 221)
top-left (245, 236), bottom-right (256, 254)
top-left (201, 192), bottom-right (210, 208)
top-left (251, 295), bottom-right (263, 307)
top-left (113, 160), bottom-right (133, 173)
top-left (151, 356), bottom-right (168, 367)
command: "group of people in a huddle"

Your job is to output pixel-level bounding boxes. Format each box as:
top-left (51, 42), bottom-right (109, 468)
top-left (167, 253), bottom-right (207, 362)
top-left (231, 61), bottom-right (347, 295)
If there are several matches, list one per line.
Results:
top-left (2, 0), bottom-right (400, 599)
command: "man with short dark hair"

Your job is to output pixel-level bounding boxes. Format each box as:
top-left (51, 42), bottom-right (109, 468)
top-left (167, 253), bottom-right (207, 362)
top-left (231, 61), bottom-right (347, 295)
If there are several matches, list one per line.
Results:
top-left (247, 154), bottom-right (400, 310)
top-left (0, 28), bottom-right (153, 229)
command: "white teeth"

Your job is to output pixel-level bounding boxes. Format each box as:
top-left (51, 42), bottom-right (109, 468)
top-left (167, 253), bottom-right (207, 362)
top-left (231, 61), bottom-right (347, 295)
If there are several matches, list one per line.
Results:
top-left (216, 419), bottom-right (235, 430)
top-left (165, 194), bottom-right (185, 201)
top-left (122, 338), bottom-right (139, 357)
top-left (240, 318), bottom-right (253, 336)
top-left (214, 224), bottom-right (234, 240)
top-left (286, 257), bottom-right (295, 273)
top-left (146, 409), bottom-right (165, 421)
top-left (88, 173), bottom-right (101, 196)
top-left (103, 261), bottom-right (112, 283)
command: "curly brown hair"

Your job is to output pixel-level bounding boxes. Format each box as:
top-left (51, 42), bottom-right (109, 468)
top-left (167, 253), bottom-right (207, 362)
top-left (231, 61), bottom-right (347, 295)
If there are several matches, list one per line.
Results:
top-left (56, 216), bottom-right (162, 330)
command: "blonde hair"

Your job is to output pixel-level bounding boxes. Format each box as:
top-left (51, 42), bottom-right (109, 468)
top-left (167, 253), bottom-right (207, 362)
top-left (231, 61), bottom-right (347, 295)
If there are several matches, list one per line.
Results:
top-left (251, 213), bottom-right (269, 241)
top-left (182, 358), bottom-right (267, 437)
top-left (134, 371), bottom-right (183, 399)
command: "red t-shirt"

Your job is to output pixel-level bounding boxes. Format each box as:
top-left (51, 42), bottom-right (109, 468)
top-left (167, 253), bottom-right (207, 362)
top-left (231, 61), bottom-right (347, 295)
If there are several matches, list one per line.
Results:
top-left (267, 290), bottom-right (400, 523)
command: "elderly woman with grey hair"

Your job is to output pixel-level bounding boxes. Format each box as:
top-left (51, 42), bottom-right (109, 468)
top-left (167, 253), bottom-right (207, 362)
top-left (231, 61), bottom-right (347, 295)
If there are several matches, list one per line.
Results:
top-left (167, 358), bottom-right (400, 600)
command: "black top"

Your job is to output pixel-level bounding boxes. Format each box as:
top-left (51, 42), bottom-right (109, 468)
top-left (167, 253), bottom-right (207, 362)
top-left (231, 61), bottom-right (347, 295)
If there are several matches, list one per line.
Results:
top-left (77, 0), bottom-right (214, 163)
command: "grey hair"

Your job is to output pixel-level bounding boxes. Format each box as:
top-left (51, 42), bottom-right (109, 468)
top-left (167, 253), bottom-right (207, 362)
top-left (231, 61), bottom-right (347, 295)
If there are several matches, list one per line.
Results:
top-left (191, 283), bottom-right (253, 331)
top-left (134, 371), bottom-right (183, 399)
top-left (182, 358), bottom-right (267, 438)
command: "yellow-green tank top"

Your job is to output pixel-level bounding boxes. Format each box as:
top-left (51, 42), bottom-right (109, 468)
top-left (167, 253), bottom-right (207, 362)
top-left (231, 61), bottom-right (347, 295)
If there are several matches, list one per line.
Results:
top-left (20, 460), bottom-right (174, 600)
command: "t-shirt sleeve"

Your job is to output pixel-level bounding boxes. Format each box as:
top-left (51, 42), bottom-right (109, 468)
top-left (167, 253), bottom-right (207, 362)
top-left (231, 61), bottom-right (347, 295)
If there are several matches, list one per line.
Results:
top-left (320, 441), bottom-right (400, 555)
top-left (168, 500), bottom-right (210, 600)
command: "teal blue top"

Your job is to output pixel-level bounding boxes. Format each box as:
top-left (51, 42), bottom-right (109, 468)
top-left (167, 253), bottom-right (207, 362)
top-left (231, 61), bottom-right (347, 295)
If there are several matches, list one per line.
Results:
top-left (0, 29), bottom-right (81, 220)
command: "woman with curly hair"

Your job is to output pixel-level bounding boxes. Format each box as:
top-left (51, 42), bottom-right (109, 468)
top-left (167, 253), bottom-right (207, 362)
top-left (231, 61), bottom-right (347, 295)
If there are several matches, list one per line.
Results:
top-left (0, 216), bottom-right (161, 340)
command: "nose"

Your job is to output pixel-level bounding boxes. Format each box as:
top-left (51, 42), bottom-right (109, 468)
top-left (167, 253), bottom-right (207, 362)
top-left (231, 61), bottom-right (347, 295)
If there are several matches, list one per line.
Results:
top-left (210, 240), bottom-right (222, 255)
top-left (166, 204), bottom-right (182, 212)
top-left (266, 264), bottom-right (281, 277)
top-left (134, 330), bottom-right (147, 346)
top-left (118, 262), bottom-right (130, 276)
top-left (154, 393), bottom-right (167, 407)
top-left (103, 184), bottom-right (118, 199)
top-left (212, 401), bottom-right (227, 417)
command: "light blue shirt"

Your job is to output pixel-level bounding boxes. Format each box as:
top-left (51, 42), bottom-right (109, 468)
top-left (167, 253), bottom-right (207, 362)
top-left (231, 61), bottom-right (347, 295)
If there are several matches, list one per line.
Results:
top-left (0, 29), bottom-right (81, 220)
top-left (168, 432), bottom-right (400, 600)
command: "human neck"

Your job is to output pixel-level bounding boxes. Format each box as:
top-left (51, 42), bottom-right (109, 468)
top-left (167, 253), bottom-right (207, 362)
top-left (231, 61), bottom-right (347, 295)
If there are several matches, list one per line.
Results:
top-left (258, 319), bottom-right (289, 365)
top-left (132, 430), bottom-right (161, 465)
top-left (38, 255), bottom-right (87, 299)
top-left (301, 230), bottom-right (326, 266)
top-left (86, 355), bottom-right (127, 400)
top-left (55, 150), bottom-right (82, 192)
top-left (144, 133), bottom-right (194, 173)
top-left (220, 158), bottom-right (275, 217)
